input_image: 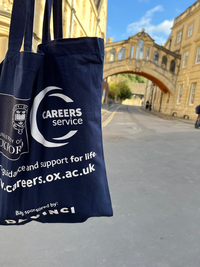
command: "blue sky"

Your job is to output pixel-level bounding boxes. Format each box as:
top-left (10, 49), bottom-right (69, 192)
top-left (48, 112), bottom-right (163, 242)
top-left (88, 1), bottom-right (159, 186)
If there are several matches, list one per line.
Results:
top-left (106, 0), bottom-right (195, 45)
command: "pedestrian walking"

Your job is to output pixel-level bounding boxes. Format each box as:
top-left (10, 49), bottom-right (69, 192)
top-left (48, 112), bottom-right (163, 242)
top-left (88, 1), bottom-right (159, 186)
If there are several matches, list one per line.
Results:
top-left (149, 101), bottom-right (152, 111)
top-left (195, 105), bottom-right (200, 129)
top-left (145, 100), bottom-right (149, 110)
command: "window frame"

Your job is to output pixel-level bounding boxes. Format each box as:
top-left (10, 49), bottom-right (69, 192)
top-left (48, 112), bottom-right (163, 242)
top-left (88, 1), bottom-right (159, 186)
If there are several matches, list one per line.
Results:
top-left (153, 51), bottom-right (159, 65)
top-left (118, 47), bottom-right (125, 61)
top-left (109, 49), bottom-right (116, 62)
top-left (176, 31), bottom-right (182, 44)
top-left (136, 39), bottom-right (144, 59)
top-left (195, 46), bottom-right (200, 64)
top-left (161, 56), bottom-right (167, 69)
top-left (145, 47), bottom-right (150, 60)
top-left (189, 82), bottom-right (196, 105)
top-left (130, 45), bottom-right (135, 58)
top-left (187, 24), bottom-right (193, 38)
top-left (182, 51), bottom-right (189, 68)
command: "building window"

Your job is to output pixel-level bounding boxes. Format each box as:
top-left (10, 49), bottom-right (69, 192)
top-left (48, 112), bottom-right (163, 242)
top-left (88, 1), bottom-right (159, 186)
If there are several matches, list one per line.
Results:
top-left (182, 51), bottom-right (189, 67)
top-left (187, 24), bottom-right (193, 37)
top-left (170, 60), bottom-right (176, 73)
top-left (118, 47), bottom-right (125, 60)
top-left (153, 52), bottom-right (159, 64)
top-left (145, 47), bottom-right (150, 60)
top-left (195, 46), bottom-right (200, 64)
top-left (109, 49), bottom-right (116, 62)
top-left (189, 83), bottom-right (196, 105)
top-left (176, 31), bottom-right (182, 44)
top-left (130, 45), bottom-right (134, 58)
top-left (136, 39), bottom-right (144, 59)
top-left (177, 84), bottom-right (183, 104)
top-left (161, 56), bottom-right (167, 69)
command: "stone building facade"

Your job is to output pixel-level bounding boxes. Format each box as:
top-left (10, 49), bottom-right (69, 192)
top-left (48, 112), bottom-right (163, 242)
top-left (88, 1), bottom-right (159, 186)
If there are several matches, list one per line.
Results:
top-left (0, 0), bottom-right (107, 60)
top-left (148, 0), bottom-right (200, 120)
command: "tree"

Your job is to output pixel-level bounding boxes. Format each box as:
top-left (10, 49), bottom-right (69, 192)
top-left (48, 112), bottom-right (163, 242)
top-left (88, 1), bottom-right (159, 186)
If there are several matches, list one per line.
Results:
top-left (109, 82), bottom-right (120, 95)
top-left (118, 73), bottom-right (146, 83)
top-left (118, 82), bottom-right (132, 101)
top-left (108, 90), bottom-right (115, 100)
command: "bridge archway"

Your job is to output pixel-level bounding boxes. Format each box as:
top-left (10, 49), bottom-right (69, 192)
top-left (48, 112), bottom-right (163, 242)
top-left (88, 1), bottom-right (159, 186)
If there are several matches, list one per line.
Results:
top-left (103, 31), bottom-right (181, 95)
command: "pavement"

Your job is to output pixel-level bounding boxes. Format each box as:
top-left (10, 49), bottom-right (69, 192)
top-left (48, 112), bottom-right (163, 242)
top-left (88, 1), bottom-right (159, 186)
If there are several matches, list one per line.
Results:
top-left (101, 103), bottom-right (196, 126)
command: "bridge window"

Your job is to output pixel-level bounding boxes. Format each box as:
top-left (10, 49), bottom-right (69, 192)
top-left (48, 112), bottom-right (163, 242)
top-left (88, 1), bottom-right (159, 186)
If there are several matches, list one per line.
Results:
top-left (130, 45), bottom-right (134, 58)
top-left (136, 39), bottom-right (144, 59)
top-left (118, 47), bottom-right (125, 60)
top-left (145, 47), bottom-right (150, 60)
top-left (153, 52), bottom-right (159, 64)
top-left (170, 60), bottom-right (176, 73)
top-left (177, 84), bottom-right (183, 104)
top-left (161, 56), bottom-right (167, 69)
top-left (109, 49), bottom-right (116, 62)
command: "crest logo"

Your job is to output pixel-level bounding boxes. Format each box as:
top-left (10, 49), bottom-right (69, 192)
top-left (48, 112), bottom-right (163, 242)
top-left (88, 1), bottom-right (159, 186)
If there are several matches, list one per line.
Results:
top-left (12, 104), bottom-right (28, 134)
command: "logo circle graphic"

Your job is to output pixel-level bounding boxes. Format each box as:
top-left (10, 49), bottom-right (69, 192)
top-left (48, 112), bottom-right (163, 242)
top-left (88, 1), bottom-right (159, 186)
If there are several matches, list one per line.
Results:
top-left (30, 86), bottom-right (78, 147)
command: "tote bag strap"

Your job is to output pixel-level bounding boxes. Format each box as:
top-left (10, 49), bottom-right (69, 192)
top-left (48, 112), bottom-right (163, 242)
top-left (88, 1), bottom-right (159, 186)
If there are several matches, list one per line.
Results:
top-left (42, 0), bottom-right (63, 43)
top-left (53, 0), bottom-right (63, 40)
top-left (8, 0), bottom-right (34, 52)
top-left (24, 0), bottom-right (35, 52)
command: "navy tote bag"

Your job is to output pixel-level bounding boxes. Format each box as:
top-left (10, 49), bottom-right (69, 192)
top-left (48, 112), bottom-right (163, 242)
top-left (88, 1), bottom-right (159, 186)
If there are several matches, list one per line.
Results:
top-left (0, 0), bottom-right (113, 225)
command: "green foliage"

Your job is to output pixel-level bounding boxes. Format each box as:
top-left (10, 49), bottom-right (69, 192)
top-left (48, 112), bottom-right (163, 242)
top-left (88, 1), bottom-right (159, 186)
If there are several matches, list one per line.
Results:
top-left (117, 82), bottom-right (132, 101)
top-left (108, 81), bottom-right (132, 101)
top-left (109, 82), bottom-right (120, 95)
top-left (117, 73), bottom-right (146, 84)
top-left (108, 90), bottom-right (115, 100)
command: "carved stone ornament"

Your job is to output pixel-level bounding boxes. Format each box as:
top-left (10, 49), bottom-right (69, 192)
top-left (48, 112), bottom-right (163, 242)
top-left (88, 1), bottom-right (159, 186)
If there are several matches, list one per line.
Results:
top-left (2, 0), bottom-right (13, 11)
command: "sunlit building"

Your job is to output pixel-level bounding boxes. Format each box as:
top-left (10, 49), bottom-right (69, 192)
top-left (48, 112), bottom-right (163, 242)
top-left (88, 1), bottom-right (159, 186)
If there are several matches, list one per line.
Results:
top-left (149, 0), bottom-right (200, 120)
top-left (0, 0), bottom-right (107, 61)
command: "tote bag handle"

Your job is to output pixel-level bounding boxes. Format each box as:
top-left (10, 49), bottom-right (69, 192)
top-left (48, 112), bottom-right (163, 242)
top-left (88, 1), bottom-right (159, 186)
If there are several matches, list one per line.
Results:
top-left (24, 0), bottom-right (35, 52)
top-left (42, 0), bottom-right (63, 43)
top-left (8, 0), bottom-right (35, 52)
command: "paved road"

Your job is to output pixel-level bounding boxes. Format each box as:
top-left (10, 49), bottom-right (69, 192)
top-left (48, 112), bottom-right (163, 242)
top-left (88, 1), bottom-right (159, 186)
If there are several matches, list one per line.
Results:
top-left (1, 105), bottom-right (200, 267)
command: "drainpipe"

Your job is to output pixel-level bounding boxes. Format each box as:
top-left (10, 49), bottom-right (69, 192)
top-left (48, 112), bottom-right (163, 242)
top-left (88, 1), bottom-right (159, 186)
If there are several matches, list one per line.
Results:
top-left (70, 0), bottom-right (76, 38)
top-left (96, 18), bottom-right (100, 37)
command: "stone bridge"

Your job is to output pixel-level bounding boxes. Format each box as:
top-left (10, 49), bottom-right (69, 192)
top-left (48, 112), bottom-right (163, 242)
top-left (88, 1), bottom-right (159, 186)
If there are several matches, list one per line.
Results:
top-left (103, 30), bottom-right (181, 95)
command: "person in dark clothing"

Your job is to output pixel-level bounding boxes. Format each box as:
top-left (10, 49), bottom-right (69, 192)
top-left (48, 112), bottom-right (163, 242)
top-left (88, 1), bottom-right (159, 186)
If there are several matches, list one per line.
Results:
top-left (145, 101), bottom-right (149, 110)
top-left (149, 101), bottom-right (152, 111)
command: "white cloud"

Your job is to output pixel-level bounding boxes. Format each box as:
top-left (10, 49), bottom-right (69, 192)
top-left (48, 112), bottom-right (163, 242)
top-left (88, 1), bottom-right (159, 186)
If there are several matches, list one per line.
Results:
top-left (152, 36), bottom-right (167, 45)
top-left (127, 5), bottom-right (173, 44)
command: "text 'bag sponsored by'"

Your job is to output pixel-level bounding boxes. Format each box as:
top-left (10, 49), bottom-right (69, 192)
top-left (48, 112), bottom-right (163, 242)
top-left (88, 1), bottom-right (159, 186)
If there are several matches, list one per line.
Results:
top-left (0, 0), bottom-right (113, 225)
